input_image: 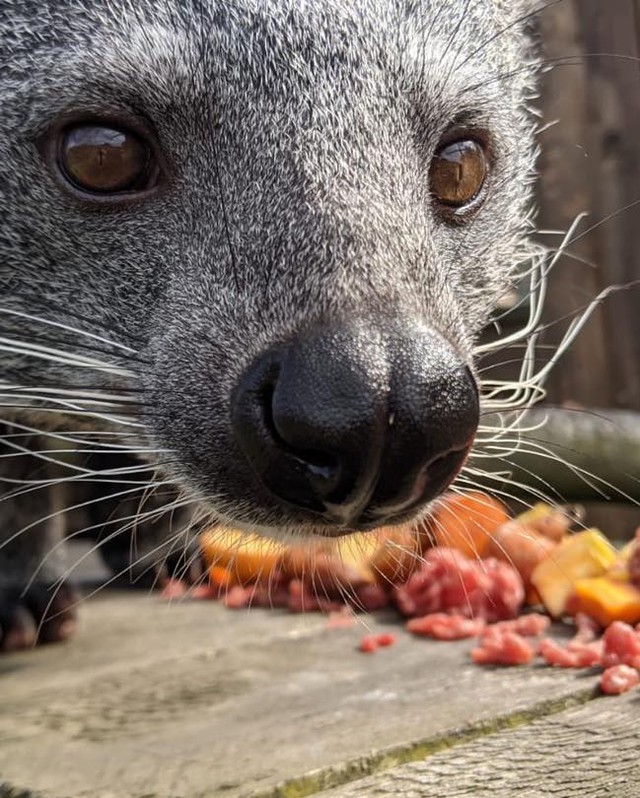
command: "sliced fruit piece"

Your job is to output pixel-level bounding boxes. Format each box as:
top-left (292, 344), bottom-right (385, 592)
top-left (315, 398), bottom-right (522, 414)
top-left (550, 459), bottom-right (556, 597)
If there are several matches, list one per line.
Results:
top-left (424, 491), bottom-right (510, 558)
top-left (200, 527), bottom-right (284, 585)
top-left (530, 529), bottom-right (618, 618)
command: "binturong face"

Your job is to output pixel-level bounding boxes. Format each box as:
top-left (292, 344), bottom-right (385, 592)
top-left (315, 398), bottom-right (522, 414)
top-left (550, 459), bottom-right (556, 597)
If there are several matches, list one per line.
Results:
top-left (1, 0), bottom-right (538, 538)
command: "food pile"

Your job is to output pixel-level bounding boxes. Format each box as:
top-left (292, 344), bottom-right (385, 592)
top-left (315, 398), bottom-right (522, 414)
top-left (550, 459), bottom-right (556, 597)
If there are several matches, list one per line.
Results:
top-left (185, 492), bottom-right (640, 696)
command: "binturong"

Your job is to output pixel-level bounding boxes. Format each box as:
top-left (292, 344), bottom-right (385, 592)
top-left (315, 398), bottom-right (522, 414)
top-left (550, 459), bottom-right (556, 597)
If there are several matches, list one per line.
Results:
top-left (0, 0), bottom-right (540, 650)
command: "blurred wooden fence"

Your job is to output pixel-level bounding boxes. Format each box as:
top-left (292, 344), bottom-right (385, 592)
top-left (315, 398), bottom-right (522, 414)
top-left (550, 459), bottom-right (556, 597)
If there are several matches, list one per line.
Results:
top-left (534, 0), bottom-right (640, 411)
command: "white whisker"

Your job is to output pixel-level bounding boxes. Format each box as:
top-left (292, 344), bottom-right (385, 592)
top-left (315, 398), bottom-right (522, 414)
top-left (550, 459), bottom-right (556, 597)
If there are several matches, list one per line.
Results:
top-left (0, 307), bottom-right (137, 354)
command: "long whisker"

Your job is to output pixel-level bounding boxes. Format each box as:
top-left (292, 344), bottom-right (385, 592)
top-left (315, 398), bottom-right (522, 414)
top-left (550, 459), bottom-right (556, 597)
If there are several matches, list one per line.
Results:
top-left (0, 307), bottom-right (138, 354)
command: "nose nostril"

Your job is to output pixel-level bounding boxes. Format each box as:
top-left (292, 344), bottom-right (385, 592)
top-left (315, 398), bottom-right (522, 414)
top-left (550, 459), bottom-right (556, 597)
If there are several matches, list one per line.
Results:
top-left (259, 380), bottom-right (342, 495)
top-left (258, 380), bottom-right (278, 437)
top-left (360, 443), bottom-right (472, 526)
top-left (304, 452), bottom-right (339, 480)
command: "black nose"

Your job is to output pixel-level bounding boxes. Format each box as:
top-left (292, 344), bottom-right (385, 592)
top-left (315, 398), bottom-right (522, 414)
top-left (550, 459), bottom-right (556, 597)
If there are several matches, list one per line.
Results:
top-left (231, 321), bottom-right (479, 527)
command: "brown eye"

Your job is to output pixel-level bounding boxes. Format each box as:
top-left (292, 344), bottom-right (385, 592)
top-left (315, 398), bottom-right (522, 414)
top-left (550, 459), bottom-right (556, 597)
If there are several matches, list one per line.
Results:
top-left (59, 125), bottom-right (154, 194)
top-left (430, 139), bottom-right (488, 210)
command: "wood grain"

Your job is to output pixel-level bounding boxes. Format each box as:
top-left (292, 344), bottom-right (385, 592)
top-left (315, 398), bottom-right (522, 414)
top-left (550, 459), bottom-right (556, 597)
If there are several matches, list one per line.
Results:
top-left (317, 690), bottom-right (640, 797)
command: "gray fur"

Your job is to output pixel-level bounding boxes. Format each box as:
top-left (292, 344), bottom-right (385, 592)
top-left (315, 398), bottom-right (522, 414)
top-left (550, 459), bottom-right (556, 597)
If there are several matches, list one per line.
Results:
top-left (0, 0), bottom-right (539, 641)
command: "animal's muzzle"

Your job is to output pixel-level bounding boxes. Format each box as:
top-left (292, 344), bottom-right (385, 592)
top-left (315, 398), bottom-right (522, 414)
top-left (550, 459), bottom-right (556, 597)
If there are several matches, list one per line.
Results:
top-left (231, 320), bottom-right (479, 529)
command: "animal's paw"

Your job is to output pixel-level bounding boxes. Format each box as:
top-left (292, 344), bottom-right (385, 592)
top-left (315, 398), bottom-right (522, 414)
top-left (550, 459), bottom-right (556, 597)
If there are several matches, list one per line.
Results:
top-left (0, 582), bottom-right (78, 652)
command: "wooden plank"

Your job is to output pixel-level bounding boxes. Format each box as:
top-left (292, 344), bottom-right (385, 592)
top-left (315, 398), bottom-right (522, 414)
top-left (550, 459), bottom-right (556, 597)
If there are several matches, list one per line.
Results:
top-left (316, 690), bottom-right (640, 798)
top-left (0, 591), bottom-right (593, 798)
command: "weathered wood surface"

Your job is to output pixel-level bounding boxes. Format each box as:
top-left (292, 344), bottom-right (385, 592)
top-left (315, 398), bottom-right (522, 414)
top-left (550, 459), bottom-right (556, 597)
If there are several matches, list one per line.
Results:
top-left (0, 588), bottom-right (597, 798)
top-left (316, 690), bottom-right (640, 798)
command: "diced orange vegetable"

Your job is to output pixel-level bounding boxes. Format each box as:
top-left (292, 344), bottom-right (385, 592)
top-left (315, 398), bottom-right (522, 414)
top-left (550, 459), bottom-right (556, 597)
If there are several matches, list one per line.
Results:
top-left (424, 491), bottom-right (510, 558)
top-left (200, 527), bottom-right (284, 585)
top-left (572, 577), bottom-right (640, 627)
top-left (530, 529), bottom-right (618, 618)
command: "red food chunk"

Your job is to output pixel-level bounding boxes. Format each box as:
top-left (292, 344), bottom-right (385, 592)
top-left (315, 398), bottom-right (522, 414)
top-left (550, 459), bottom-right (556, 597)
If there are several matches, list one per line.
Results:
top-left (601, 621), bottom-right (640, 669)
top-left (407, 613), bottom-right (486, 640)
top-left (160, 579), bottom-right (188, 599)
top-left (287, 580), bottom-right (345, 613)
top-left (571, 612), bottom-right (601, 645)
top-left (222, 585), bottom-right (253, 609)
top-left (325, 609), bottom-right (357, 629)
top-left (484, 613), bottom-right (551, 638)
top-left (248, 584), bottom-right (291, 608)
top-left (538, 638), bottom-right (577, 668)
top-left (188, 584), bottom-right (220, 601)
top-left (358, 633), bottom-right (397, 653)
top-left (538, 638), bottom-right (602, 668)
top-left (352, 583), bottom-right (389, 612)
top-left (471, 630), bottom-right (534, 666)
top-left (600, 664), bottom-right (640, 695)
top-left (567, 639), bottom-right (603, 663)
top-left (394, 547), bottom-right (524, 623)
top-left (359, 635), bottom-right (379, 653)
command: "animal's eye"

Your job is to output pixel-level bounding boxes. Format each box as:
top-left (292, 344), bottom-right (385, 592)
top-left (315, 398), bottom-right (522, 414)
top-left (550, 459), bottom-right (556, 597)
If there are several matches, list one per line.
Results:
top-left (430, 139), bottom-right (488, 211)
top-left (58, 124), bottom-right (156, 194)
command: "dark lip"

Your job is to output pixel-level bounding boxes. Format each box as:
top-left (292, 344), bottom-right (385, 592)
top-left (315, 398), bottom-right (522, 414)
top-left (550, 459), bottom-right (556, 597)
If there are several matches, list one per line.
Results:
top-left (249, 437), bottom-right (474, 537)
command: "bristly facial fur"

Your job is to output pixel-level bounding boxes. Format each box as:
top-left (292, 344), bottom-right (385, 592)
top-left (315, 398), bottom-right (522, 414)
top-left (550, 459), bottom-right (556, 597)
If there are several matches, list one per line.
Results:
top-left (0, 0), bottom-right (540, 644)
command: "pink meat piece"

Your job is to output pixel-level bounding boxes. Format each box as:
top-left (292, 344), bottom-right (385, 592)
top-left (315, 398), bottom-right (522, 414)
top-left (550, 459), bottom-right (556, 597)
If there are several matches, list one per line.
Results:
top-left (287, 580), bottom-right (345, 613)
top-left (600, 664), bottom-right (640, 695)
top-left (394, 547), bottom-right (524, 622)
top-left (601, 621), bottom-right (640, 669)
top-left (571, 612), bottom-right (602, 645)
top-left (352, 583), bottom-right (389, 612)
top-left (325, 609), bottom-right (357, 629)
top-left (160, 579), bottom-right (188, 599)
top-left (538, 637), bottom-right (602, 668)
top-left (407, 613), bottom-right (486, 640)
top-left (359, 635), bottom-right (379, 653)
top-left (471, 631), bottom-right (534, 666)
top-left (483, 613), bottom-right (551, 639)
top-left (247, 584), bottom-right (291, 608)
top-left (222, 585), bottom-right (253, 609)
